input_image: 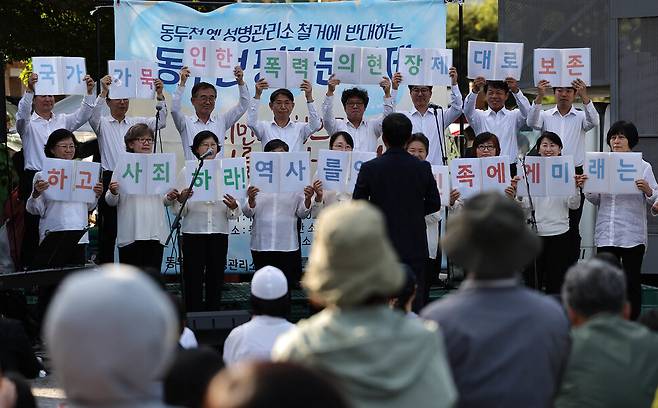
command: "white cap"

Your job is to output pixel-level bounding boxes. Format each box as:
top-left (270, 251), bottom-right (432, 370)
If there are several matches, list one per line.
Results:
top-left (251, 266), bottom-right (288, 300)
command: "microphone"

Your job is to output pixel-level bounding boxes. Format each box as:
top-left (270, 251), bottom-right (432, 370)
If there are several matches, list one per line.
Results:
top-left (199, 148), bottom-right (214, 160)
top-left (428, 103), bottom-right (441, 110)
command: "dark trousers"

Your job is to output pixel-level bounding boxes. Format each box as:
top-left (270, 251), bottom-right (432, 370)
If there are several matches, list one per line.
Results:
top-left (98, 170), bottom-right (117, 264)
top-left (423, 257), bottom-right (440, 304)
top-left (118, 240), bottom-right (164, 274)
top-left (510, 163), bottom-right (517, 179)
top-left (567, 166), bottom-right (585, 262)
top-left (408, 260), bottom-right (427, 313)
top-left (598, 245), bottom-right (645, 320)
top-left (252, 250), bottom-right (301, 290)
top-left (182, 233), bottom-right (228, 312)
top-left (18, 169), bottom-right (39, 270)
top-left (36, 244), bottom-right (86, 320)
top-left (526, 232), bottom-right (577, 294)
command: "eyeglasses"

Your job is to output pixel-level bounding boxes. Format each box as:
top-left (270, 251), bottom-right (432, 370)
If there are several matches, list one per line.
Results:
top-left (477, 144), bottom-right (496, 151)
top-left (346, 101), bottom-right (364, 107)
top-left (199, 142), bottom-right (218, 149)
top-left (55, 144), bottom-right (75, 150)
top-left (411, 88), bottom-right (431, 95)
top-left (137, 138), bottom-right (154, 144)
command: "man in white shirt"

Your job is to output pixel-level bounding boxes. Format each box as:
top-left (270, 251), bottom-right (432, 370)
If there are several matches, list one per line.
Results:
top-left (396, 67), bottom-right (463, 165)
top-left (90, 74), bottom-right (168, 264)
top-left (172, 66), bottom-right (249, 160)
top-left (247, 79), bottom-right (321, 152)
top-left (463, 76), bottom-right (530, 176)
top-left (15, 72), bottom-right (95, 268)
top-left (321, 74), bottom-right (395, 152)
top-left (527, 78), bottom-right (599, 263)
top-left (223, 266), bottom-right (294, 366)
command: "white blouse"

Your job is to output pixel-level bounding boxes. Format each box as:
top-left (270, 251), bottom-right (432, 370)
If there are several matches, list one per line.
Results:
top-left (521, 195), bottom-right (581, 237)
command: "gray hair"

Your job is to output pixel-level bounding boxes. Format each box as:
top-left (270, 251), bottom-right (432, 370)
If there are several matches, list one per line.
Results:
top-left (562, 259), bottom-right (627, 318)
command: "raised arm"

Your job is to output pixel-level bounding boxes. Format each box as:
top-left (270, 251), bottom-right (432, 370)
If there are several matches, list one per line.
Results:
top-left (321, 74), bottom-right (341, 137)
top-left (222, 66), bottom-right (250, 129)
top-left (527, 79), bottom-right (550, 130)
top-left (300, 80), bottom-right (321, 142)
top-left (16, 74), bottom-right (36, 136)
top-left (171, 67), bottom-right (189, 133)
top-left (442, 67), bottom-right (464, 125)
top-left (506, 77), bottom-right (530, 128)
top-left (63, 75), bottom-right (96, 131)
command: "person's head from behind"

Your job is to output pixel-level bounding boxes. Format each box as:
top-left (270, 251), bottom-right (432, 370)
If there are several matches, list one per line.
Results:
top-left (164, 347), bottom-right (224, 408)
top-left (45, 129), bottom-right (78, 160)
top-left (192, 131), bottom-right (220, 160)
top-left (263, 139), bottom-right (289, 153)
top-left (554, 86), bottom-right (576, 109)
top-left (304, 201), bottom-right (404, 308)
top-left (341, 87), bottom-right (369, 123)
top-left (44, 264), bottom-right (178, 406)
top-left (607, 120), bottom-right (639, 153)
top-left (191, 82), bottom-right (218, 118)
top-left (406, 133), bottom-right (429, 161)
top-left (204, 361), bottom-right (349, 408)
top-left (106, 96), bottom-right (130, 119)
top-left (537, 131), bottom-right (563, 157)
top-left (124, 123), bottom-right (154, 153)
top-left (329, 131), bottom-right (354, 152)
top-left (562, 259), bottom-right (630, 327)
top-left (408, 85), bottom-right (433, 110)
top-left (473, 132), bottom-right (501, 158)
top-left (389, 265), bottom-right (417, 314)
top-left (484, 80), bottom-right (509, 112)
top-left (269, 89), bottom-right (295, 121)
top-left (382, 113), bottom-right (413, 149)
top-left (442, 192), bottom-right (540, 280)
top-left (250, 266), bottom-right (290, 319)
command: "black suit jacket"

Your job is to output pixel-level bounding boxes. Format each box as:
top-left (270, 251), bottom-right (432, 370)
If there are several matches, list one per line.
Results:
top-left (353, 147), bottom-right (441, 263)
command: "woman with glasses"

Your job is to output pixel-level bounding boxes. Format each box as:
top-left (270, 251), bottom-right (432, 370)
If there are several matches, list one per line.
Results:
top-left (312, 131), bottom-right (355, 209)
top-left (581, 121), bottom-right (658, 319)
top-left (26, 129), bottom-right (103, 265)
top-left (105, 123), bottom-right (179, 272)
top-left (171, 131), bottom-right (240, 312)
top-left (461, 132), bottom-right (518, 199)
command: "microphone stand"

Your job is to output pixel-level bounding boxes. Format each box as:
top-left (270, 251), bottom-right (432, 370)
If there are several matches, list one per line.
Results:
top-left (431, 104), bottom-right (452, 288)
top-left (519, 155), bottom-right (539, 290)
top-left (153, 104), bottom-right (162, 154)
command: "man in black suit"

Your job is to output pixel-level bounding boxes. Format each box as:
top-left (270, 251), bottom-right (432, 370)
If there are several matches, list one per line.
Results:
top-left (353, 113), bottom-right (441, 311)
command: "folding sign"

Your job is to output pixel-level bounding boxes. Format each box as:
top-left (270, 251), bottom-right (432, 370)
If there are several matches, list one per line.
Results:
top-left (360, 47), bottom-right (389, 85)
top-left (260, 50), bottom-right (287, 89)
top-left (398, 48), bottom-right (453, 86)
top-left (41, 158), bottom-right (100, 203)
top-left (450, 158), bottom-right (482, 200)
top-left (249, 152), bottom-right (280, 194)
top-left (32, 57), bottom-right (87, 95)
top-left (431, 165), bottom-right (451, 205)
top-left (185, 159), bottom-right (219, 202)
top-left (115, 153), bottom-right (176, 195)
top-left (316, 150), bottom-right (351, 193)
top-left (533, 48), bottom-right (591, 87)
top-left (108, 60), bottom-right (159, 99)
top-left (183, 40), bottom-right (239, 80)
top-left (220, 157), bottom-right (248, 200)
top-left (286, 51), bottom-right (316, 88)
top-left (517, 155), bottom-right (576, 197)
top-left (467, 41), bottom-right (524, 80)
top-left (332, 46), bottom-right (363, 84)
top-left (583, 152), bottom-right (643, 195)
top-left (249, 152), bottom-right (311, 194)
top-left (347, 151), bottom-right (377, 190)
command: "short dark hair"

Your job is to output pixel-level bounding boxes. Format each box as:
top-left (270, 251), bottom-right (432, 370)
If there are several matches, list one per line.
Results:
top-left (164, 347), bottom-right (224, 408)
top-left (382, 113), bottom-right (412, 148)
top-left (473, 132), bottom-right (501, 156)
top-left (191, 130), bottom-right (220, 159)
top-left (270, 88), bottom-right (294, 104)
top-left (191, 82), bottom-right (217, 98)
top-left (407, 85), bottom-right (433, 92)
top-left (484, 80), bottom-right (509, 94)
top-left (250, 294), bottom-right (290, 319)
top-left (341, 88), bottom-right (369, 109)
top-left (607, 120), bottom-right (639, 149)
top-left (124, 123), bottom-right (154, 152)
top-left (45, 129), bottom-right (78, 158)
top-left (263, 139), bottom-right (289, 152)
top-left (536, 131), bottom-right (563, 149)
top-left (406, 132), bottom-right (429, 152)
top-left (329, 131), bottom-right (354, 150)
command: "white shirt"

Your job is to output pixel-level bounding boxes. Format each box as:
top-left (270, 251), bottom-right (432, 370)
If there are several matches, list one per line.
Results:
top-left (16, 92), bottom-right (95, 170)
top-left (223, 315), bottom-right (294, 366)
top-left (425, 211), bottom-right (441, 260)
top-left (586, 159), bottom-right (658, 248)
top-left (246, 98), bottom-right (321, 152)
top-left (399, 86), bottom-right (463, 165)
top-left (526, 103), bottom-right (599, 167)
top-left (242, 192), bottom-right (316, 252)
top-left (26, 173), bottom-right (96, 244)
top-left (463, 90), bottom-right (531, 163)
top-left (179, 327), bottom-right (198, 349)
top-left (171, 167), bottom-right (240, 234)
top-left (321, 94), bottom-right (394, 152)
top-left (172, 84), bottom-right (250, 160)
top-left (89, 97), bottom-right (168, 171)
top-left (105, 173), bottom-right (171, 247)
top-left (520, 195), bottom-right (581, 236)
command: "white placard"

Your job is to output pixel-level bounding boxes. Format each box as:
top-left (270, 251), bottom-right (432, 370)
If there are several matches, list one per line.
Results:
top-left (108, 60), bottom-right (158, 99)
top-left (249, 152), bottom-right (280, 194)
top-left (41, 159), bottom-right (100, 203)
top-left (545, 156), bottom-right (577, 197)
top-left (348, 151), bottom-right (376, 191)
top-left (220, 157), bottom-right (248, 200)
top-left (450, 158), bottom-right (482, 199)
top-left (286, 51), bottom-right (315, 88)
top-left (583, 152), bottom-right (610, 194)
top-left (115, 153), bottom-right (176, 195)
top-left (480, 155), bottom-right (510, 194)
top-left (467, 41), bottom-right (523, 80)
top-left (71, 161), bottom-right (101, 203)
top-left (431, 165), bottom-right (451, 205)
top-left (183, 40), bottom-right (239, 81)
top-left (517, 156), bottom-right (547, 197)
top-left (317, 149), bottom-right (350, 193)
top-left (332, 45), bottom-right (362, 84)
top-left (279, 152), bottom-right (311, 193)
top-left (186, 159), bottom-right (219, 202)
top-left (32, 56), bottom-right (87, 95)
top-left (534, 48), bottom-right (591, 87)
top-left (398, 48), bottom-right (453, 86)
top-left (360, 47), bottom-right (388, 85)
top-left (260, 50), bottom-right (287, 89)
top-left (610, 152), bottom-right (643, 195)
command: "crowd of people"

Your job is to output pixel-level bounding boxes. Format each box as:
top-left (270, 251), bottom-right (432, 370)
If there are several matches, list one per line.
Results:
top-left (3, 62), bottom-right (658, 406)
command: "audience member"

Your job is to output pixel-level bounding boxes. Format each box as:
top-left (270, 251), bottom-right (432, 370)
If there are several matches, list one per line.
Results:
top-left (164, 347), bottom-right (224, 408)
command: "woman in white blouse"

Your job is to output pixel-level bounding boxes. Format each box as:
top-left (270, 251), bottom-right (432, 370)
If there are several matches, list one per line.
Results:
top-left (174, 131), bottom-right (240, 312)
top-left (27, 129), bottom-right (103, 265)
top-left (321, 131), bottom-right (354, 206)
top-left (520, 132), bottom-right (584, 293)
top-left (243, 139), bottom-right (322, 287)
top-left (105, 124), bottom-right (179, 273)
top-left (582, 121), bottom-right (658, 319)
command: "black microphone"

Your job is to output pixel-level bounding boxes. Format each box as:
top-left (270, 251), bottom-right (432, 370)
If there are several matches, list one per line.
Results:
top-left (428, 103), bottom-right (441, 110)
top-left (199, 148), bottom-right (214, 160)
